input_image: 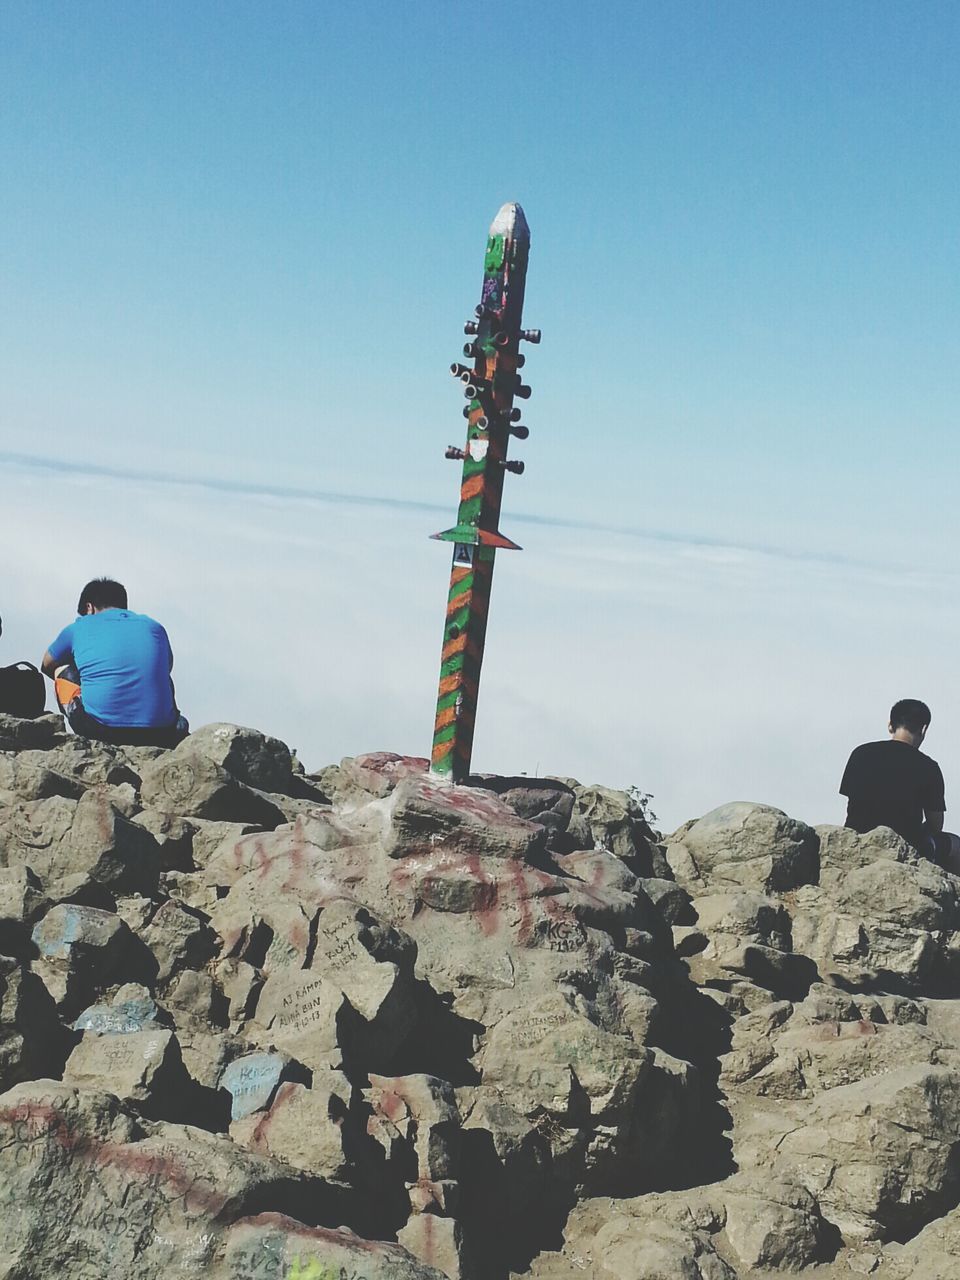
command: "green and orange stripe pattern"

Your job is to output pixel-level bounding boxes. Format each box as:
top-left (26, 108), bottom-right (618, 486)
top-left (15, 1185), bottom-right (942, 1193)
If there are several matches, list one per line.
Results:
top-left (430, 203), bottom-right (531, 780)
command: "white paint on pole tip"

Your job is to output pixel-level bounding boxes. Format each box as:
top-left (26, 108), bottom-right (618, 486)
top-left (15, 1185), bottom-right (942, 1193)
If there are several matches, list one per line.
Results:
top-left (489, 202), bottom-right (529, 240)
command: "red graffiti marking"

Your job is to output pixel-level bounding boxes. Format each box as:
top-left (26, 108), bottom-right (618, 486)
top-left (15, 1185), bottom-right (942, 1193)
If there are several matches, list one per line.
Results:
top-left (0, 1100), bottom-right (231, 1218)
top-left (249, 1080), bottom-right (300, 1149)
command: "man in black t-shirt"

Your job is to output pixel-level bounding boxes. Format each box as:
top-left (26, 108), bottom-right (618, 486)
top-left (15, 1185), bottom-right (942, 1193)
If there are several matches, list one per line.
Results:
top-left (840, 698), bottom-right (946, 858)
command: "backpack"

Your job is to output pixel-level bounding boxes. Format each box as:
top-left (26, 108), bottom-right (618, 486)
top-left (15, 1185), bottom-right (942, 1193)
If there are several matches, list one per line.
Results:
top-left (0, 662), bottom-right (47, 719)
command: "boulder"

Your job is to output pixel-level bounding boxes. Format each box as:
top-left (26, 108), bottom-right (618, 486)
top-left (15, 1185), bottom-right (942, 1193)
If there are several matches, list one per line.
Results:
top-left (250, 966), bottom-right (343, 1072)
top-left (0, 752), bottom-right (84, 801)
top-left (321, 751), bottom-right (431, 804)
top-left (221, 1050), bottom-right (301, 1121)
top-left (398, 1215), bottom-right (468, 1279)
top-left (0, 864), bottom-right (47, 956)
top-left (31, 903), bottom-right (146, 1015)
top-left (73, 984), bottom-right (159, 1034)
top-left (759, 1064), bottom-right (960, 1241)
top-left (141, 898), bottom-right (218, 986)
top-left (0, 957), bottom-right (68, 1088)
top-left (230, 1073), bottom-right (354, 1181)
top-left (133, 809), bottom-right (197, 871)
top-left (0, 711), bottom-right (68, 753)
top-left (667, 802), bottom-right (819, 893)
top-left (792, 857), bottom-right (960, 992)
top-left (816, 823), bottom-right (913, 872)
top-left (0, 1082), bottom-right (378, 1274)
top-left (570, 783), bottom-right (662, 873)
top-left (221, 1215), bottom-right (449, 1279)
top-left (62, 1027), bottom-right (187, 1115)
top-left (0, 793), bottom-right (77, 877)
top-left (178, 723), bottom-right (296, 794)
top-left (61, 787), bottom-right (161, 897)
top-left (383, 776), bottom-right (546, 861)
top-left (139, 743), bottom-right (286, 827)
top-left (366, 1072), bottom-right (461, 1186)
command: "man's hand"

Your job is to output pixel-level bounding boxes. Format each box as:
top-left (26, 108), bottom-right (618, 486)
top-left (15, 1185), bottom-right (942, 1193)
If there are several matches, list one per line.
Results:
top-left (40, 650), bottom-right (58, 679)
top-left (926, 810), bottom-right (945, 835)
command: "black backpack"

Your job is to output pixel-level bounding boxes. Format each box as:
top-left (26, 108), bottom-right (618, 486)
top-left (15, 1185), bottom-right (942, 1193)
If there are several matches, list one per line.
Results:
top-left (0, 662), bottom-right (47, 719)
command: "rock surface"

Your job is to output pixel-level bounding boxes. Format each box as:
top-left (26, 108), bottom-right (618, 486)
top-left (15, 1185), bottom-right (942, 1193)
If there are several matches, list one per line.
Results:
top-left (2, 713), bottom-right (960, 1277)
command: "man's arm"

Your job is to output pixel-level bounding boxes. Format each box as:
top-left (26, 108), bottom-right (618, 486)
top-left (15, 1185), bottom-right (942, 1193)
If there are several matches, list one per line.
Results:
top-left (41, 623), bottom-right (74, 679)
top-left (924, 760), bottom-right (946, 834)
top-left (926, 810), bottom-right (945, 834)
top-left (839, 747), bottom-right (863, 826)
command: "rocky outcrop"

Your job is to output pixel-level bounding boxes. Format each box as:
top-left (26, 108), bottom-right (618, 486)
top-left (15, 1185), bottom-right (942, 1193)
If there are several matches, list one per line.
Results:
top-left (2, 718), bottom-right (960, 1276)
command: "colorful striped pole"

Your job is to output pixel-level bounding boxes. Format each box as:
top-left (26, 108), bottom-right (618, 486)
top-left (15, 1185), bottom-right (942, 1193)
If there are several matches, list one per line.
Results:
top-left (430, 203), bottom-right (539, 781)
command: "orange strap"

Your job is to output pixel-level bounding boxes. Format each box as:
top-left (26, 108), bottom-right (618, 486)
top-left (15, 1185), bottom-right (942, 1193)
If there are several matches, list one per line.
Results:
top-left (55, 677), bottom-right (81, 708)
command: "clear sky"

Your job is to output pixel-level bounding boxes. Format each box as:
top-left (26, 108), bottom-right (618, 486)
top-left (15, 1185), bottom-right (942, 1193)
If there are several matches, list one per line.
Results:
top-left (2, 3), bottom-right (959, 827)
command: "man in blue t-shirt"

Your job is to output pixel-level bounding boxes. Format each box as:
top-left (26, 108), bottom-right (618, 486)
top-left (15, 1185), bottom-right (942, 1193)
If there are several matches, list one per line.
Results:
top-left (41, 578), bottom-right (188, 747)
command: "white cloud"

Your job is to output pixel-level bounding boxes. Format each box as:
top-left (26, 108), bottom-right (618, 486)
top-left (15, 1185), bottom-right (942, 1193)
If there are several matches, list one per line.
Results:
top-left (3, 456), bottom-right (958, 835)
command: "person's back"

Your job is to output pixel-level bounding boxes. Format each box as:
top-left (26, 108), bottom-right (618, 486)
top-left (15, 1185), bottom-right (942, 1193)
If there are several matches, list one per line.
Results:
top-left (61, 608), bottom-right (176, 727)
top-left (41, 577), bottom-right (187, 747)
top-left (840, 698), bottom-right (945, 854)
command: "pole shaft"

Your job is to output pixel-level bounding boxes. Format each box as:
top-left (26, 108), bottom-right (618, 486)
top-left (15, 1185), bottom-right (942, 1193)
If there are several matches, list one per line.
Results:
top-left (430, 204), bottom-right (532, 781)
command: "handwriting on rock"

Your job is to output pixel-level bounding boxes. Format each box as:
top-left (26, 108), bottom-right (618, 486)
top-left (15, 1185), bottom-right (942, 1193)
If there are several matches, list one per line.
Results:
top-left (73, 998), bottom-right (156, 1035)
top-left (97, 1034), bottom-right (165, 1068)
top-left (512, 1011), bottom-right (573, 1049)
top-left (534, 915), bottom-right (587, 953)
top-left (315, 916), bottom-right (363, 972)
top-left (222, 1053), bottom-right (284, 1119)
top-left (274, 977), bottom-right (328, 1035)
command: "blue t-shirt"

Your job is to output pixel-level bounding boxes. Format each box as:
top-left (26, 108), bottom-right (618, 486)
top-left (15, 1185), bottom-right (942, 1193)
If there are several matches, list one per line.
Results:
top-left (48, 610), bottom-right (177, 728)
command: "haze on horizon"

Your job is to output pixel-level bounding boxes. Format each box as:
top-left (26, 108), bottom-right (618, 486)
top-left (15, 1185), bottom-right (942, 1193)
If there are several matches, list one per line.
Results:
top-left (2, 2), bottom-right (959, 831)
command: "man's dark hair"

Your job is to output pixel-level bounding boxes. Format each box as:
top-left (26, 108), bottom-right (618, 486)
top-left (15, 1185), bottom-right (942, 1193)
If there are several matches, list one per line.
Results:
top-left (890, 698), bottom-right (931, 733)
top-left (77, 578), bottom-right (128, 613)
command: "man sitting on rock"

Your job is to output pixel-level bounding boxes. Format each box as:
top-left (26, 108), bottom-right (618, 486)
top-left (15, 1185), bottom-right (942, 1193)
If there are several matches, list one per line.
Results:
top-left (840, 698), bottom-right (949, 863)
top-left (41, 577), bottom-right (188, 748)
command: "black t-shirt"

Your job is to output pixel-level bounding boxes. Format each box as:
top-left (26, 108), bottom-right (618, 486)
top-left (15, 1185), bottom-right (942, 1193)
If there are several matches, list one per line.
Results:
top-left (840, 740), bottom-right (946, 848)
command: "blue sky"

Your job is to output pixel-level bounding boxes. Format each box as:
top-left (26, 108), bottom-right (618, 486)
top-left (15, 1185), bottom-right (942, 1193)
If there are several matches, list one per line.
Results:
top-left (2, 4), bottom-right (959, 824)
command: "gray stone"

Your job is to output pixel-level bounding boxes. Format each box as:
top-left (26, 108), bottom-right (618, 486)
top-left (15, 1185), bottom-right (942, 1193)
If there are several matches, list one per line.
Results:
top-left (63, 1027), bottom-right (183, 1112)
top-left (73, 986), bottom-right (158, 1034)
top-left (816, 823), bottom-right (913, 871)
top-left (572, 783), bottom-right (661, 873)
top-left (251, 966), bottom-right (343, 1072)
top-left (723, 1180), bottom-right (830, 1270)
top-left (133, 809), bottom-right (196, 871)
top-left (141, 899), bottom-right (217, 986)
top-left (139, 742), bottom-right (286, 826)
top-left (0, 793), bottom-right (77, 878)
top-left (0, 864), bottom-right (47, 955)
top-left (0, 1081), bottom-right (388, 1276)
top-left (164, 968), bottom-right (228, 1029)
top-left (366, 1072), bottom-right (461, 1184)
top-left (0, 712), bottom-right (68, 752)
top-left (0, 957), bottom-right (68, 1089)
top-left (12, 787), bottom-right (161, 898)
top-left (179, 722), bottom-right (296, 794)
top-left (383, 775), bottom-right (546, 861)
top-left (398, 1214), bottom-right (467, 1279)
top-left (640, 876), bottom-right (695, 925)
top-left (230, 1072), bottom-right (354, 1182)
top-left (221, 1050), bottom-right (291, 1120)
top-left (31, 904), bottom-right (140, 1015)
top-left (766, 1064), bottom-right (960, 1240)
top-left (669, 801), bottom-right (819, 892)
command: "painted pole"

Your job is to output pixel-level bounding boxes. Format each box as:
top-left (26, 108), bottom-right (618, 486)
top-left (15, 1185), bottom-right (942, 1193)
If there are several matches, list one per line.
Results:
top-left (430, 202), bottom-right (539, 781)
